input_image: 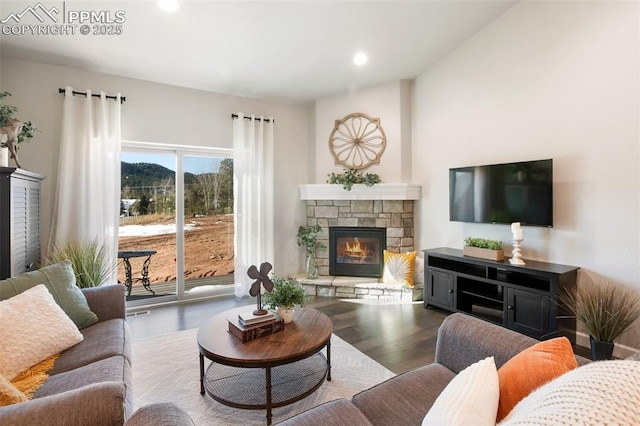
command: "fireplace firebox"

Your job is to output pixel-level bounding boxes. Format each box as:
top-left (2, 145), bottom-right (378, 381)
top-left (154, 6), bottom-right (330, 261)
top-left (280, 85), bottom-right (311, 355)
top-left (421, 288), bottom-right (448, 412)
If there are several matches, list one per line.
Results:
top-left (329, 227), bottom-right (386, 278)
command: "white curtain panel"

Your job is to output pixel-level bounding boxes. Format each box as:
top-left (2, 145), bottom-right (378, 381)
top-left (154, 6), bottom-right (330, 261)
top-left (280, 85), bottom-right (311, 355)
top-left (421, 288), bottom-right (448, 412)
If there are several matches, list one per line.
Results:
top-left (50, 87), bottom-right (121, 282)
top-left (233, 113), bottom-right (275, 297)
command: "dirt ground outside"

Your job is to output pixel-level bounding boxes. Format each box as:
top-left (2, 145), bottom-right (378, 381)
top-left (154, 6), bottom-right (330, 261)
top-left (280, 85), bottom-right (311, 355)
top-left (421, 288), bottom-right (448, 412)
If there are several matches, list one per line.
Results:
top-left (117, 215), bottom-right (234, 285)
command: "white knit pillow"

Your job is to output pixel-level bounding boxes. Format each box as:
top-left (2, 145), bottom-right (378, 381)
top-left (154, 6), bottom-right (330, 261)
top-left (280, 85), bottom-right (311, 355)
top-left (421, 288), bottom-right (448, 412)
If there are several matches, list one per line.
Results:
top-left (500, 360), bottom-right (640, 425)
top-left (0, 284), bottom-right (83, 380)
top-left (422, 356), bottom-right (499, 426)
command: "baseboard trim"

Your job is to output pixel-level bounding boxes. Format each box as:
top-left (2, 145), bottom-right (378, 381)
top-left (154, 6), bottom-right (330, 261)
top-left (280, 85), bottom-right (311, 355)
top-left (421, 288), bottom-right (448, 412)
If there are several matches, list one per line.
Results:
top-left (575, 331), bottom-right (638, 359)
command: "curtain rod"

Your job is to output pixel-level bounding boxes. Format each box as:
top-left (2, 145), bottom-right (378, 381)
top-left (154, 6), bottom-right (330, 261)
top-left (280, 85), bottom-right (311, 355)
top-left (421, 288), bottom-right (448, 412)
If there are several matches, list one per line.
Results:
top-left (58, 88), bottom-right (126, 103)
top-left (231, 113), bottom-right (274, 123)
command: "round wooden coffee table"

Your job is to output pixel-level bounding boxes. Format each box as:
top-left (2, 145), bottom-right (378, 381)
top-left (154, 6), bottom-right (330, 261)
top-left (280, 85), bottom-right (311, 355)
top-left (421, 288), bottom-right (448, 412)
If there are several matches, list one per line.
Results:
top-left (197, 306), bottom-right (333, 425)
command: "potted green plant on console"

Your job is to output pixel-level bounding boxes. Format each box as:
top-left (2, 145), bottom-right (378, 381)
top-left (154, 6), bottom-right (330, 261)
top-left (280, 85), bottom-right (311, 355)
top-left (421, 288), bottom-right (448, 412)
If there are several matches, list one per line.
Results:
top-left (463, 237), bottom-right (505, 261)
top-left (262, 276), bottom-right (310, 324)
top-left (561, 278), bottom-right (640, 360)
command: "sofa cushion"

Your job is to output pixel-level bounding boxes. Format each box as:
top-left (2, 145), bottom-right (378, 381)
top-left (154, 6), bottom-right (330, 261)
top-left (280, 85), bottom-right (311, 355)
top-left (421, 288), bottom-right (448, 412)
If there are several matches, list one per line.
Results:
top-left (500, 360), bottom-right (640, 425)
top-left (0, 260), bottom-right (98, 329)
top-left (497, 336), bottom-right (578, 421)
top-left (422, 357), bottom-right (499, 426)
top-left (275, 398), bottom-right (372, 426)
top-left (0, 285), bottom-right (84, 380)
top-left (49, 319), bottom-right (131, 375)
top-left (0, 382), bottom-right (130, 426)
top-left (35, 355), bottom-right (132, 399)
top-left (352, 363), bottom-right (455, 426)
top-left (382, 250), bottom-right (416, 287)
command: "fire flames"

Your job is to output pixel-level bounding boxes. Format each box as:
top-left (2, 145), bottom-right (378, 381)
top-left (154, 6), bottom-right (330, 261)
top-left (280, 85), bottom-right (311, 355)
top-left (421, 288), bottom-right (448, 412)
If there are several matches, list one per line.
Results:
top-left (342, 239), bottom-right (371, 261)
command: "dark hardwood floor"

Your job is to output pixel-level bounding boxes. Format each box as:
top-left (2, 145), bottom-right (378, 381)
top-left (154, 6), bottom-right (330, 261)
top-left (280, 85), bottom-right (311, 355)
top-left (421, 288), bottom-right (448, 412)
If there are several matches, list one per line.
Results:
top-left (126, 295), bottom-right (450, 375)
top-left (127, 295), bottom-right (592, 374)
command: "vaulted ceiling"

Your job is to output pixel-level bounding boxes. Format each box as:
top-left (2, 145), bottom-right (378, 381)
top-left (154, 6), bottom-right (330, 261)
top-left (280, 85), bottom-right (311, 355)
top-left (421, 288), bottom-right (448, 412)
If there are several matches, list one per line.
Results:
top-left (1, 1), bottom-right (517, 102)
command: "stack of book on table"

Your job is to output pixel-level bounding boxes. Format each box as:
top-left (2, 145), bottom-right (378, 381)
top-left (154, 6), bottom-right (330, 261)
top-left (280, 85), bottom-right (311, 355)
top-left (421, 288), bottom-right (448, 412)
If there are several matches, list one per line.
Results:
top-left (228, 309), bottom-right (284, 343)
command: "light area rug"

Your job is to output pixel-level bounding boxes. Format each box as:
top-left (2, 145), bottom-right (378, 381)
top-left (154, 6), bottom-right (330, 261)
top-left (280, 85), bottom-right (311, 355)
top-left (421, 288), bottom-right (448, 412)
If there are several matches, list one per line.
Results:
top-left (132, 328), bottom-right (396, 425)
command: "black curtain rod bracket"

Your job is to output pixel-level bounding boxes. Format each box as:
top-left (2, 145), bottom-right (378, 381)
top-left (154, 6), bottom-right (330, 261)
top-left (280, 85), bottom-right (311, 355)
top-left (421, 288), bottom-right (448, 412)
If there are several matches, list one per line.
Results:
top-left (231, 113), bottom-right (273, 123)
top-left (58, 88), bottom-right (126, 103)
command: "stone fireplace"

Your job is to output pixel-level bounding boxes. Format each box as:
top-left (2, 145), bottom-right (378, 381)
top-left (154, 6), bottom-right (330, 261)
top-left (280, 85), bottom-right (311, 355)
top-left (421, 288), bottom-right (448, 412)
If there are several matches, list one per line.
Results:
top-left (295, 183), bottom-right (423, 302)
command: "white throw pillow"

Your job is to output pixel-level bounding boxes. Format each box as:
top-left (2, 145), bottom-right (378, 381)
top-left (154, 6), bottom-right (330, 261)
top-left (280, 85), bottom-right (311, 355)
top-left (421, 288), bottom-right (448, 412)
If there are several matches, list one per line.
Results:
top-left (499, 360), bottom-right (640, 425)
top-left (422, 356), bottom-right (499, 426)
top-left (0, 284), bottom-right (84, 380)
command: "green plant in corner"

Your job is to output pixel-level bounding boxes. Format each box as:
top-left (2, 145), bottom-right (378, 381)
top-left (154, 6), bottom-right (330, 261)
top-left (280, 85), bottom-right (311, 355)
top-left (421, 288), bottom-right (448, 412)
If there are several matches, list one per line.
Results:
top-left (262, 276), bottom-right (310, 310)
top-left (47, 239), bottom-right (116, 288)
top-left (327, 168), bottom-right (381, 191)
top-left (464, 237), bottom-right (504, 251)
top-left (560, 278), bottom-right (640, 343)
top-left (297, 225), bottom-right (325, 256)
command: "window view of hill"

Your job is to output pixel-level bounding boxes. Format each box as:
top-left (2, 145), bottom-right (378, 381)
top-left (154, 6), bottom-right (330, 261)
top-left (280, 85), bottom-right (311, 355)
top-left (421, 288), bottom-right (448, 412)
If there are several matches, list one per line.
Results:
top-left (117, 158), bottom-right (235, 293)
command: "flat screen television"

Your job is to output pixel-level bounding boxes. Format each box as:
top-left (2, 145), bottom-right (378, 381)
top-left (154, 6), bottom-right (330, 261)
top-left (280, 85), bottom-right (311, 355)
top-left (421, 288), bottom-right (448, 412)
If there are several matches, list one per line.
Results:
top-left (449, 159), bottom-right (553, 227)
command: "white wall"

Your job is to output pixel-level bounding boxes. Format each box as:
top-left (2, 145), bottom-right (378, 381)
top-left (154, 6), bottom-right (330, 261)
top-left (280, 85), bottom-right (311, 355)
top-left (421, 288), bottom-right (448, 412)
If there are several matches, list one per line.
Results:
top-left (0, 57), bottom-right (311, 276)
top-left (412, 1), bottom-right (640, 351)
top-left (313, 80), bottom-right (412, 183)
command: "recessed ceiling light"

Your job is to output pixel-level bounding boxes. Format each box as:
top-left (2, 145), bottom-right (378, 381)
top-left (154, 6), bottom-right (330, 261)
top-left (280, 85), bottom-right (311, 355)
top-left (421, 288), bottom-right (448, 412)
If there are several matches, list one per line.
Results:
top-left (353, 52), bottom-right (368, 66)
top-left (158, 0), bottom-right (180, 12)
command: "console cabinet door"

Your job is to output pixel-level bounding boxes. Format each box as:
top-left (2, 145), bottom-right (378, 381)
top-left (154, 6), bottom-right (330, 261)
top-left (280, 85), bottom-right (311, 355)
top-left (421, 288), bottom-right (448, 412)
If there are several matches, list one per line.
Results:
top-left (425, 269), bottom-right (455, 309)
top-left (506, 288), bottom-right (549, 338)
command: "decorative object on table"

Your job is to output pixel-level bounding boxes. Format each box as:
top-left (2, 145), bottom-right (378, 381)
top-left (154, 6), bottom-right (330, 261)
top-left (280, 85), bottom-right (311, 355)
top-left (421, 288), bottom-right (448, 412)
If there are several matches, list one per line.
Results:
top-left (297, 225), bottom-right (326, 279)
top-left (509, 222), bottom-right (525, 266)
top-left (228, 315), bottom-right (284, 343)
top-left (0, 92), bottom-right (37, 169)
top-left (47, 239), bottom-right (116, 288)
top-left (329, 112), bottom-right (386, 170)
top-left (463, 237), bottom-right (504, 261)
top-left (560, 277), bottom-right (640, 360)
top-left (262, 276), bottom-right (310, 324)
top-left (326, 168), bottom-right (382, 191)
top-left (247, 262), bottom-right (273, 316)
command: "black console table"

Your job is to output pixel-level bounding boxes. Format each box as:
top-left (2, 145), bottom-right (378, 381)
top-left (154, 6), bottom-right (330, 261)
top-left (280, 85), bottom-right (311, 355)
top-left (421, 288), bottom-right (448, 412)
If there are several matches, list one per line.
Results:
top-left (423, 248), bottom-right (579, 343)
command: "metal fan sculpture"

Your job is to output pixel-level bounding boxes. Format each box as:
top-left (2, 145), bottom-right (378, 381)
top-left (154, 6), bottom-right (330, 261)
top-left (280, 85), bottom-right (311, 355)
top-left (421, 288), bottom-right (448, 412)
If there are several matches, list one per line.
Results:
top-left (247, 262), bottom-right (274, 315)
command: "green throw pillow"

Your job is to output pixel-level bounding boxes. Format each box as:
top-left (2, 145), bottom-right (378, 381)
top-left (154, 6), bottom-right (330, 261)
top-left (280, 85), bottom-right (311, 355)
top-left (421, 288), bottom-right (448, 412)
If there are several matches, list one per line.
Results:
top-left (0, 260), bottom-right (98, 329)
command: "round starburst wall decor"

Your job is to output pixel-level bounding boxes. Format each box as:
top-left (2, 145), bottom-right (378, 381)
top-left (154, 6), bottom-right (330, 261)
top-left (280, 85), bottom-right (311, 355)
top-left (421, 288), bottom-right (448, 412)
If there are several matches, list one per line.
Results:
top-left (329, 112), bottom-right (386, 170)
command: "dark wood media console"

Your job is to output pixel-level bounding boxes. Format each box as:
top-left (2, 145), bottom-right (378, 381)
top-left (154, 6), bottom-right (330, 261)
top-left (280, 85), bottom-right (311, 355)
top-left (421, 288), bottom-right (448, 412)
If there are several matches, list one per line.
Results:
top-left (424, 247), bottom-right (579, 343)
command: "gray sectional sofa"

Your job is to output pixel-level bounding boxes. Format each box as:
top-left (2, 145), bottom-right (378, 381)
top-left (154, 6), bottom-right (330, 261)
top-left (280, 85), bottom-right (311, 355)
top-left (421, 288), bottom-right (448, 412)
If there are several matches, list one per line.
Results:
top-left (0, 282), bottom-right (194, 426)
top-left (278, 312), bottom-right (593, 426)
top-left (0, 284), bottom-right (133, 425)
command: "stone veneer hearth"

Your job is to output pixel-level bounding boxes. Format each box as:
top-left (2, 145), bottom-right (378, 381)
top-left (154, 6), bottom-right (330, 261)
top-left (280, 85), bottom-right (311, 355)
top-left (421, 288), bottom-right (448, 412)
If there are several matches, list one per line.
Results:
top-left (298, 183), bottom-right (423, 302)
top-left (305, 199), bottom-right (415, 276)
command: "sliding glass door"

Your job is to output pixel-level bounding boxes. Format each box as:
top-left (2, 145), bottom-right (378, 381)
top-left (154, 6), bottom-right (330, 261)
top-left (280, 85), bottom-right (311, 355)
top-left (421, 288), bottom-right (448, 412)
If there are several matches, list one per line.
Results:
top-left (119, 144), bottom-right (233, 306)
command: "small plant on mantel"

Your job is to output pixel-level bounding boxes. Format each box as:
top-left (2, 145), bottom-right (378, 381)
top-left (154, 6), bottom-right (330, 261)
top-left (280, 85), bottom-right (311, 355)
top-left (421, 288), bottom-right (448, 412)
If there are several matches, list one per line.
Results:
top-left (327, 168), bottom-right (381, 191)
top-left (463, 237), bottom-right (505, 261)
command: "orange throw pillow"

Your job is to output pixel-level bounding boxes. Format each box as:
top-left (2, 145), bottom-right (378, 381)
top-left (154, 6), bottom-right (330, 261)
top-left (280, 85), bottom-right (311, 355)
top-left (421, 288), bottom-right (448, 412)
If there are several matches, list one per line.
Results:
top-left (496, 337), bottom-right (578, 421)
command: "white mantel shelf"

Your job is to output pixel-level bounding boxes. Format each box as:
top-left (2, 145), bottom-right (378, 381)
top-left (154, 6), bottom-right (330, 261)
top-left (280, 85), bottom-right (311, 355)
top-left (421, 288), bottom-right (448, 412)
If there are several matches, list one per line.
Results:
top-left (299, 183), bottom-right (421, 200)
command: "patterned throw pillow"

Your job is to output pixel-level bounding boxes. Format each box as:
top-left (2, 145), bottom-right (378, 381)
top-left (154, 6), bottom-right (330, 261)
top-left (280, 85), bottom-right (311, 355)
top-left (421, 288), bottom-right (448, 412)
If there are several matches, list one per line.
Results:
top-left (500, 360), bottom-right (640, 425)
top-left (0, 285), bottom-right (84, 381)
top-left (382, 250), bottom-right (416, 287)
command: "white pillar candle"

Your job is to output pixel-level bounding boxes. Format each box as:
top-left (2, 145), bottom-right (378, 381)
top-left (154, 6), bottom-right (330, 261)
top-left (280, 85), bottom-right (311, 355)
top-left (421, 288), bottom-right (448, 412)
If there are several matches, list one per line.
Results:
top-left (511, 222), bottom-right (521, 232)
top-left (513, 228), bottom-right (523, 240)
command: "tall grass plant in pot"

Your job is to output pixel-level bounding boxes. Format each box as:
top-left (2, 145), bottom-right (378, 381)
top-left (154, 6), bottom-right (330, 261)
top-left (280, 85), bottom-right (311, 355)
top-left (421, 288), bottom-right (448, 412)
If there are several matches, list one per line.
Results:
top-left (47, 239), bottom-right (116, 288)
top-left (561, 278), bottom-right (640, 360)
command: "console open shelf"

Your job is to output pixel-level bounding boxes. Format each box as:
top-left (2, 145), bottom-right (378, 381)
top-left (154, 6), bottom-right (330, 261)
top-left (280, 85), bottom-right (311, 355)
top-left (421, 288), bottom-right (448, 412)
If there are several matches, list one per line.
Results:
top-left (424, 247), bottom-right (579, 342)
